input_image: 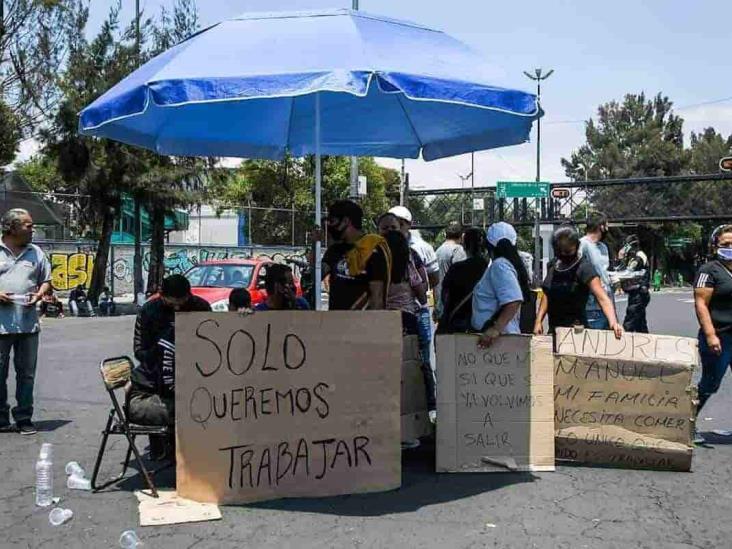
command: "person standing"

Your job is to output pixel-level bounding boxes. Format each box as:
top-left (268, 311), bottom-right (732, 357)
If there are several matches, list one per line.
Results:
top-left (438, 228), bottom-right (488, 334)
top-left (653, 269), bottom-right (662, 292)
top-left (618, 235), bottom-right (651, 333)
top-left (0, 209), bottom-right (52, 435)
top-left (321, 200), bottom-right (390, 310)
top-left (579, 213), bottom-right (615, 330)
top-left (693, 225), bottom-right (732, 423)
top-left (472, 222), bottom-right (529, 348)
top-left (434, 223), bottom-right (466, 319)
top-left (535, 225), bottom-right (622, 339)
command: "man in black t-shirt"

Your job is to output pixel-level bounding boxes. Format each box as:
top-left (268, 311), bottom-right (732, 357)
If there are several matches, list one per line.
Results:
top-left (321, 200), bottom-right (389, 310)
top-left (694, 225), bottom-right (732, 417)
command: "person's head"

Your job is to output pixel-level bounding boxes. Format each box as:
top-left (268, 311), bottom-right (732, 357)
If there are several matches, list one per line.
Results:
top-left (160, 274), bottom-right (192, 311)
top-left (377, 213), bottom-right (401, 237)
top-left (586, 212), bottom-right (609, 238)
top-left (102, 286), bottom-right (110, 293)
top-left (445, 223), bottom-right (462, 241)
top-left (327, 200), bottom-right (363, 243)
top-left (711, 224), bottom-right (732, 262)
top-left (462, 227), bottom-right (487, 259)
top-left (388, 206), bottom-right (413, 236)
top-left (228, 287), bottom-right (252, 312)
top-left (1, 208), bottom-right (33, 246)
top-left (552, 224), bottom-right (581, 263)
top-left (43, 288), bottom-right (54, 297)
top-left (625, 234), bottom-right (640, 251)
top-left (486, 222), bottom-right (530, 300)
top-left (381, 228), bottom-right (410, 282)
top-left (265, 263), bottom-right (296, 305)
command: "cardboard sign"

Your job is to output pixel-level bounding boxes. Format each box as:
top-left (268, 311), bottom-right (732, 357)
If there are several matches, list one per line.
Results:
top-left (436, 334), bottom-right (555, 473)
top-left (175, 311), bottom-right (402, 504)
top-left (401, 335), bottom-right (432, 441)
top-left (554, 328), bottom-right (698, 471)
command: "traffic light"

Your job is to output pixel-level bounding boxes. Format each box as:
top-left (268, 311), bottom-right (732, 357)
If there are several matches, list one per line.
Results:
top-left (551, 188), bottom-right (570, 199)
top-left (720, 157), bottom-right (732, 172)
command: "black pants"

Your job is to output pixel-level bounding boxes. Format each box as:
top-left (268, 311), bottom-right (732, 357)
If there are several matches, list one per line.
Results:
top-left (623, 289), bottom-right (650, 333)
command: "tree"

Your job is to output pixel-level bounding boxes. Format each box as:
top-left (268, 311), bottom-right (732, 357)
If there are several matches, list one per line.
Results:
top-left (0, 99), bottom-right (20, 167)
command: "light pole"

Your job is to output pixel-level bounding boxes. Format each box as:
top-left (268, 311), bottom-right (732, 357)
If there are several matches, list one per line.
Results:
top-left (348, 0), bottom-right (359, 200)
top-left (132, 0), bottom-right (144, 301)
top-left (458, 171), bottom-right (472, 225)
top-left (523, 68), bottom-right (553, 282)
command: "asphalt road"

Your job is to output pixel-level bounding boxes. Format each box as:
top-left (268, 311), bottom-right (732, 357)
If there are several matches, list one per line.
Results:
top-left (2, 290), bottom-right (732, 548)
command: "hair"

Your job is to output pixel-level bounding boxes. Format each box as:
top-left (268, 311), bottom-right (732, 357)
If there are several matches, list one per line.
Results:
top-left (445, 223), bottom-right (463, 240)
top-left (711, 224), bottom-right (732, 249)
top-left (161, 274), bottom-right (191, 299)
top-left (552, 224), bottom-right (581, 256)
top-left (264, 263), bottom-right (293, 294)
top-left (489, 238), bottom-right (531, 302)
top-left (383, 230), bottom-right (410, 282)
top-left (229, 288), bottom-right (252, 309)
top-left (625, 234), bottom-right (640, 247)
top-left (1, 208), bottom-right (30, 236)
top-left (462, 227), bottom-right (487, 258)
top-left (586, 212), bottom-right (608, 233)
top-left (328, 200), bottom-right (363, 230)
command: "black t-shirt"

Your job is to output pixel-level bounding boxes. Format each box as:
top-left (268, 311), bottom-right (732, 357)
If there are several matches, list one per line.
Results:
top-left (40, 299), bottom-right (62, 318)
top-left (542, 256), bottom-right (598, 331)
top-left (322, 241), bottom-right (389, 310)
top-left (438, 257), bottom-right (488, 333)
top-left (694, 260), bottom-right (732, 333)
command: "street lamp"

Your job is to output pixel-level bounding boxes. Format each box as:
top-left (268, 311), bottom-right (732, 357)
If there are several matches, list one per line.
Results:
top-left (523, 68), bottom-right (553, 281)
top-left (458, 171), bottom-right (472, 225)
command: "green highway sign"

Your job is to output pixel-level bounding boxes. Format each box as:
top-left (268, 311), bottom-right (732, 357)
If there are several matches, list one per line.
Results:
top-left (496, 181), bottom-right (550, 199)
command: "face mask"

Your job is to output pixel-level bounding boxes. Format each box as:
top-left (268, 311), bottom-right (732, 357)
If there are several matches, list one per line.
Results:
top-left (327, 220), bottom-right (346, 240)
top-left (718, 248), bottom-right (732, 261)
top-left (556, 254), bottom-right (577, 265)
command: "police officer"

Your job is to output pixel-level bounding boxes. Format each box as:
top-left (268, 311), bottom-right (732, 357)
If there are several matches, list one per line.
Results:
top-left (619, 235), bottom-right (651, 333)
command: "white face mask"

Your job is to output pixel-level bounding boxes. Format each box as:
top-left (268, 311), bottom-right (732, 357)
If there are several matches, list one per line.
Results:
top-left (718, 248), bottom-right (732, 261)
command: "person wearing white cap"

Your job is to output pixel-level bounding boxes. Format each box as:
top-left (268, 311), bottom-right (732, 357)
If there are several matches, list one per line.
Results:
top-left (471, 222), bottom-right (531, 348)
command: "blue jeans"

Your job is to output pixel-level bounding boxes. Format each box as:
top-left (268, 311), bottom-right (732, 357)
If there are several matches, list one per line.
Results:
top-left (416, 307), bottom-right (436, 410)
top-left (586, 309), bottom-right (609, 330)
top-left (0, 332), bottom-right (39, 425)
top-left (697, 331), bottom-right (732, 412)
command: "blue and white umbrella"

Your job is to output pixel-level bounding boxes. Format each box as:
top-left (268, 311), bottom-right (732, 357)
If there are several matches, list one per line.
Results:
top-left (79, 8), bottom-right (541, 308)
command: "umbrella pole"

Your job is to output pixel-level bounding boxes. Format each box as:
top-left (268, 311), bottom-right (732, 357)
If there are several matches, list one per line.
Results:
top-left (314, 92), bottom-right (323, 311)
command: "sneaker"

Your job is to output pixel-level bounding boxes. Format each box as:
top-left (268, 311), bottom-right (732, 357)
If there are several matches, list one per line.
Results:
top-left (0, 423), bottom-right (17, 433)
top-left (401, 439), bottom-right (421, 450)
top-left (17, 422), bottom-right (37, 435)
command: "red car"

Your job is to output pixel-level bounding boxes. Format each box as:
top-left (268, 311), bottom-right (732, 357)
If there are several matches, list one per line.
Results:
top-left (184, 259), bottom-right (302, 311)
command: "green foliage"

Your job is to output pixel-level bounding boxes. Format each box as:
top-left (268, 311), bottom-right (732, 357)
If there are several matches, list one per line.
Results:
top-left (0, 100), bottom-right (21, 167)
top-left (14, 154), bottom-right (59, 191)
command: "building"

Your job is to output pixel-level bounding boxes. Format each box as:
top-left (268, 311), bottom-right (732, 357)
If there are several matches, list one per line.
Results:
top-left (168, 204), bottom-right (247, 246)
top-left (0, 172), bottom-right (65, 240)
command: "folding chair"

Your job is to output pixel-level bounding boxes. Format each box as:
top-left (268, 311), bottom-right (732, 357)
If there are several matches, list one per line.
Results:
top-left (90, 356), bottom-right (170, 497)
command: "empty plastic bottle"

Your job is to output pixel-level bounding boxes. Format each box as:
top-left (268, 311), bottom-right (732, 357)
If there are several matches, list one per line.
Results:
top-left (65, 461), bottom-right (85, 477)
top-left (35, 443), bottom-right (53, 507)
top-left (119, 530), bottom-right (142, 548)
top-left (48, 508), bottom-right (73, 526)
top-left (66, 474), bottom-right (91, 491)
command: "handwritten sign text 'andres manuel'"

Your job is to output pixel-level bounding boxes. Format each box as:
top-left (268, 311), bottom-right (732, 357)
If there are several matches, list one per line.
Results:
top-left (175, 311), bottom-right (402, 504)
top-left (554, 328), bottom-right (698, 471)
top-left (436, 334), bottom-right (555, 472)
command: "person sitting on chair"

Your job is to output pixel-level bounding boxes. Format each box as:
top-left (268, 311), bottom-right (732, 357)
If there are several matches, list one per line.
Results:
top-left (98, 286), bottom-right (116, 316)
top-left (129, 275), bottom-right (210, 459)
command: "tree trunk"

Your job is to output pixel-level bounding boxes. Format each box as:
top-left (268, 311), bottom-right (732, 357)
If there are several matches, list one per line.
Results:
top-left (88, 206), bottom-right (115, 306)
top-left (145, 204), bottom-right (166, 293)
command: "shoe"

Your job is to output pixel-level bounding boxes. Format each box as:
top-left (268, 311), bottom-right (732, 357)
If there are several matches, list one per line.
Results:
top-left (0, 423), bottom-right (17, 433)
top-left (17, 422), bottom-right (37, 435)
top-left (401, 439), bottom-right (421, 450)
top-left (693, 430), bottom-right (705, 445)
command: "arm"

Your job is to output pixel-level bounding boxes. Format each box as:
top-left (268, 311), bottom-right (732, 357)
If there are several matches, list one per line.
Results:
top-left (589, 277), bottom-right (622, 338)
top-left (478, 301), bottom-right (522, 348)
top-left (427, 270), bottom-right (440, 289)
top-left (29, 282), bottom-right (51, 306)
top-left (534, 293), bottom-right (548, 335)
top-left (368, 281), bottom-right (386, 310)
top-left (695, 287), bottom-right (721, 354)
top-left (133, 308), bottom-right (155, 365)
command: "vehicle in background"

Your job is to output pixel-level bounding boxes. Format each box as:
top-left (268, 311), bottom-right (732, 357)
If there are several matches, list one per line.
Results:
top-left (184, 259), bottom-right (302, 311)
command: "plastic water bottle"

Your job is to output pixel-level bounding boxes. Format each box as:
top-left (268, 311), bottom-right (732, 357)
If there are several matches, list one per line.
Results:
top-left (119, 530), bottom-right (141, 548)
top-left (35, 443), bottom-right (53, 507)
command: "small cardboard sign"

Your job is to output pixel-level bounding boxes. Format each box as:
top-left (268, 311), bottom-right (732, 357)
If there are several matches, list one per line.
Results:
top-left (175, 311), bottom-right (402, 504)
top-left (436, 334), bottom-right (555, 472)
top-left (554, 328), bottom-right (698, 471)
top-left (401, 335), bottom-right (432, 441)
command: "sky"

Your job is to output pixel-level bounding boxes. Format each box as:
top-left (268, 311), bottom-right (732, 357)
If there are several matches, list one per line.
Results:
top-left (19, 0), bottom-right (732, 190)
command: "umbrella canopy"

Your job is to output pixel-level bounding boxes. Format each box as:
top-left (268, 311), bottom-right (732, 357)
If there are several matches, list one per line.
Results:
top-left (79, 9), bottom-right (540, 161)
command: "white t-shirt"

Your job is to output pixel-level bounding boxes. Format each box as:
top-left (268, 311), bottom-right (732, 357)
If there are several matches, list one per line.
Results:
top-left (471, 257), bottom-right (524, 334)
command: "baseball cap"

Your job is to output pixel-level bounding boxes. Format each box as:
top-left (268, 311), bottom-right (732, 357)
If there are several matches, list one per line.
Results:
top-left (486, 222), bottom-right (517, 247)
top-left (388, 206), bottom-right (412, 223)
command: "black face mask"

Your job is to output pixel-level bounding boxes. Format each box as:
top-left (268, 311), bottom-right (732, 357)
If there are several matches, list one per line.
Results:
top-left (327, 221), bottom-right (346, 241)
top-left (556, 253), bottom-right (578, 265)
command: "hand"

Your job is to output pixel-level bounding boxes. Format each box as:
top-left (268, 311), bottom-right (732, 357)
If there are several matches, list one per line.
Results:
top-left (477, 327), bottom-right (501, 349)
top-left (27, 293), bottom-right (41, 307)
top-left (611, 323), bottom-right (624, 340)
top-left (0, 292), bottom-right (11, 304)
top-left (533, 322), bottom-right (544, 336)
top-left (238, 308), bottom-right (255, 317)
top-left (706, 334), bottom-right (722, 356)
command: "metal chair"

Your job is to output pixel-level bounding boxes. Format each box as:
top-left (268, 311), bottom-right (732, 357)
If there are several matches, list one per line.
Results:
top-left (90, 356), bottom-right (170, 497)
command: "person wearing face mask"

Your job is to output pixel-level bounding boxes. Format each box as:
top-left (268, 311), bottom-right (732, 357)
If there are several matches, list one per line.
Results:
top-left (535, 225), bottom-right (622, 340)
top-left (321, 200), bottom-right (391, 311)
top-left (617, 235), bottom-right (651, 333)
top-left (471, 222), bottom-right (530, 348)
top-left (693, 225), bottom-right (732, 428)
top-left (129, 275), bottom-right (210, 459)
top-left (579, 212), bottom-right (615, 330)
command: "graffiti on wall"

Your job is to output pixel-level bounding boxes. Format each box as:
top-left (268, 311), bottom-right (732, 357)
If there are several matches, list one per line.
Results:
top-left (50, 253), bottom-right (95, 291)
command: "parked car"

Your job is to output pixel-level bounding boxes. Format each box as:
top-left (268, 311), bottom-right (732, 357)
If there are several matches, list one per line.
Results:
top-left (184, 259), bottom-right (302, 311)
